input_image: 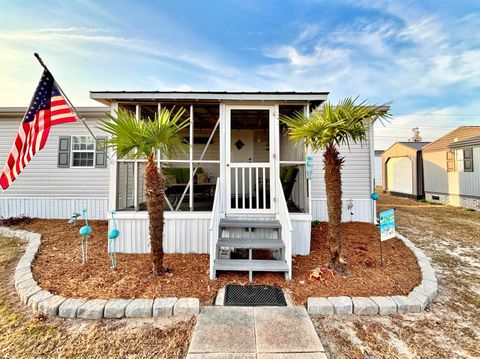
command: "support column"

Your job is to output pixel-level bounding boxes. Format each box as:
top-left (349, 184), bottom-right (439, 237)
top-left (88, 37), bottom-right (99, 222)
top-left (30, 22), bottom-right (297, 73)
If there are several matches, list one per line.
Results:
top-left (189, 104), bottom-right (194, 211)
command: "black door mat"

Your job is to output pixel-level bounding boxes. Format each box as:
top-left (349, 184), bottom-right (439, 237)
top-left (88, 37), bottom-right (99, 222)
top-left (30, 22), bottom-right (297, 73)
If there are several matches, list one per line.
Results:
top-left (224, 284), bottom-right (287, 306)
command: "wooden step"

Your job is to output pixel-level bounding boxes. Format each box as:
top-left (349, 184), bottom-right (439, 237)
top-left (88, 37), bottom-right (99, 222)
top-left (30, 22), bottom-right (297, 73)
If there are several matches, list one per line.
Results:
top-left (214, 259), bottom-right (288, 272)
top-left (217, 237), bottom-right (285, 249)
top-left (219, 219), bottom-right (281, 229)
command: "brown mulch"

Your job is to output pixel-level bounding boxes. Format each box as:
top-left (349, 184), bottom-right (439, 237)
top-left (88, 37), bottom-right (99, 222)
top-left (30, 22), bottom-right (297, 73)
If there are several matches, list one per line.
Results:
top-left (17, 219), bottom-right (421, 305)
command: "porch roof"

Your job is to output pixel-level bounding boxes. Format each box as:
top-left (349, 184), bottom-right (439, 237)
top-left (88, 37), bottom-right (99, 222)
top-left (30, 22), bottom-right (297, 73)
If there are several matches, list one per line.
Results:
top-left (89, 91), bottom-right (329, 105)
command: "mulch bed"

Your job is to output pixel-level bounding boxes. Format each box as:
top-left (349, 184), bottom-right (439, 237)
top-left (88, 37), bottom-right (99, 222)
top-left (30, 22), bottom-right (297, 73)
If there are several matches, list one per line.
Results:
top-left (16, 219), bottom-right (421, 305)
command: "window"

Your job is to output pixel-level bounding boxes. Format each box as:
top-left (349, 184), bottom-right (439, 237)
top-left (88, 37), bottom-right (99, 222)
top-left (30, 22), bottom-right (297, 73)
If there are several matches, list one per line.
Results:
top-left (57, 135), bottom-right (107, 168)
top-left (72, 136), bottom-right (95, 167)
top-left (447, 148), bottom-right (474, 173)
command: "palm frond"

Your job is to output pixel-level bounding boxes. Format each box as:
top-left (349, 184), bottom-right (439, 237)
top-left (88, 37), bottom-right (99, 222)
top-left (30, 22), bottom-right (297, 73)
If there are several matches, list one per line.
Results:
top-left (280, 97), bottom-right (392, 152)
top-left (97, 107), bottom-right (190, 160)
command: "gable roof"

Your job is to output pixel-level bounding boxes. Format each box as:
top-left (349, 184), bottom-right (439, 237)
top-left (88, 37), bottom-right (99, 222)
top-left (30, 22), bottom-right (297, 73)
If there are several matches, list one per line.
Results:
top-left (422, 126), bottom-right (480, 152)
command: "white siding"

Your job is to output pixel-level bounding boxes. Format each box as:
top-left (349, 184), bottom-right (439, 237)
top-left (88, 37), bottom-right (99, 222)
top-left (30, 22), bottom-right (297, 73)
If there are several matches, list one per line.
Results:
top-left (423, 147), bottom-right (480, 197)
top-left (374, 154), bottom-right (382, 186)
top-left (311, 199), bottom-right (373, 223)
top-left (112, 212), bottom-right (312, 255)
top-left (0, 115), bottom-right (110, 219)
top-left (309, 129), bottom-right (374, 223)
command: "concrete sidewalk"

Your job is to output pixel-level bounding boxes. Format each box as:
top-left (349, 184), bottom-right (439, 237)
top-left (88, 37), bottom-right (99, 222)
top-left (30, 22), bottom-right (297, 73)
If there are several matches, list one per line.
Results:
top-left (187, 306), bottom-right (326, 358)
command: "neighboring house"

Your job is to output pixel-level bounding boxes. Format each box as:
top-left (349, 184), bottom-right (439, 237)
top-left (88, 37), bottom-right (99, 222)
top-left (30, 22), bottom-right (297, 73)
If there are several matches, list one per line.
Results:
top-left (1, 91), bottom-right (378, 280)
top-left (381, 141), bottom-right (430, 199)
top-left (0, 107), bottom-right (110, 219)
top-left (374, 149), bottom-right (383, 187)
top-left (422, 126), bottom-right (480, 210)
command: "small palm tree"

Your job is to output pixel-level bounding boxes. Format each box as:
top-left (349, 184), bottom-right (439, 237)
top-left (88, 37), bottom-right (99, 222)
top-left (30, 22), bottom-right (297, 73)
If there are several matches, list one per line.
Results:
top-left (281, 97), bottom-right (391, 267)
top-left (99, 108), bottom-right (189, 274)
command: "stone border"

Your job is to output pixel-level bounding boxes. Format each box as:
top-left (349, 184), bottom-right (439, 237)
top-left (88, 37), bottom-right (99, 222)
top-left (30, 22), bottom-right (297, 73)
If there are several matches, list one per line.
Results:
top-left (307, 233), bottom-right (438, 315)
top-left (1, 227), bottom-right (201, 319)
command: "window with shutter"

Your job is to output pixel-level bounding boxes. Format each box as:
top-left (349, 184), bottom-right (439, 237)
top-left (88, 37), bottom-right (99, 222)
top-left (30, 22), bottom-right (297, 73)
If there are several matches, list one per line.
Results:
top-left (464, 148), bottom-right (473, 172)
top-left (57, 136), bottom-right (71, 168)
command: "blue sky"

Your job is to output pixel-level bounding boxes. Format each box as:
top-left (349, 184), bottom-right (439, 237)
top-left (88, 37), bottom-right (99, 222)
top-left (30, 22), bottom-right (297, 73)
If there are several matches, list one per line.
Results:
top-left (1, 0), bottom-right (479, 149)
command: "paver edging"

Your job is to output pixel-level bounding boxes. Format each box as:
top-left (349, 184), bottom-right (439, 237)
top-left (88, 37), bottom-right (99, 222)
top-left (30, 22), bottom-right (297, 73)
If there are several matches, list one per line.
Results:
top-left (307, 232), bottom-right (438, 316)
top-left (1, 226), bottom-right (202, 319)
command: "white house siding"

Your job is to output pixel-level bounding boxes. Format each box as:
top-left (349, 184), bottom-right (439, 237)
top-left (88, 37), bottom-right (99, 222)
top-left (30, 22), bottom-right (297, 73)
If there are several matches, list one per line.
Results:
top-left (0, 111), bottom-right (110, 219)
top-left (309, 129), bottom-right (374, 223)
top-left (374, 154), bottom-right (382, 186)
top-left (423, 147), bottom-right (480, 197)
top-left (111, 212), bottom-right (312, 255)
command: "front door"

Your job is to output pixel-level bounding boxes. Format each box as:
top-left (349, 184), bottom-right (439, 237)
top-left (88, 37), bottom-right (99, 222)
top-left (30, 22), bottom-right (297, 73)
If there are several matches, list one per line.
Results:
top-left (226, 105), bottom-right (276, 213)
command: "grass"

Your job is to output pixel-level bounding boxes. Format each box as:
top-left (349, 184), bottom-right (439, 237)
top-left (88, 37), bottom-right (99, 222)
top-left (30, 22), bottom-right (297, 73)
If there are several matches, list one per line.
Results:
top-left (0, 236), bottom-right (195, 358)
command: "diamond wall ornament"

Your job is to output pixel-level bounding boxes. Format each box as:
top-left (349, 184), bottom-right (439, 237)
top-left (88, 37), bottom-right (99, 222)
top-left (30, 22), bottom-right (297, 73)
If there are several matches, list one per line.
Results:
top-left (235, 139), bottom-right (245, 150)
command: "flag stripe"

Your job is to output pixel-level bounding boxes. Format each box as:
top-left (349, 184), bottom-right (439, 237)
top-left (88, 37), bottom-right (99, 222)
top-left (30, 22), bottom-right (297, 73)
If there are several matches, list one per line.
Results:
top-left (0, 70), bottom-right (78, 190)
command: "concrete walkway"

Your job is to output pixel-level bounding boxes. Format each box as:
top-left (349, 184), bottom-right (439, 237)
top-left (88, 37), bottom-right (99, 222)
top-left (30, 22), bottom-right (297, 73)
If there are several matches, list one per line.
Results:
top-left (187, 306), bottom-right (326, 358)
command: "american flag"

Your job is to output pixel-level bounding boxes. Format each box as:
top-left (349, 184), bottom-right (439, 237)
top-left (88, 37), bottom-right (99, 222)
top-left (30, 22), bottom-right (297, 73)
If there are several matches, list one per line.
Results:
top-left (0, 69), bottom-right (78, 190)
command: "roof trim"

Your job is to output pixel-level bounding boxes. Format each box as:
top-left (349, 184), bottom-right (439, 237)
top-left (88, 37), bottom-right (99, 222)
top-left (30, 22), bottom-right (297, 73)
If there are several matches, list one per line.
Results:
top-left (89, 91), bottom-right (329, 104)
top-left (448, 136), bottom-right (480, 148)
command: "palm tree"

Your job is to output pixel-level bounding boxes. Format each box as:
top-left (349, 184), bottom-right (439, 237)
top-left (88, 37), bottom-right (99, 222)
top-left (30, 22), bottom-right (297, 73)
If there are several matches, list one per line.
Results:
top-left (281, 97), bottom-right (391, 267)
top-left (99, 108), bottom-right (189, 274)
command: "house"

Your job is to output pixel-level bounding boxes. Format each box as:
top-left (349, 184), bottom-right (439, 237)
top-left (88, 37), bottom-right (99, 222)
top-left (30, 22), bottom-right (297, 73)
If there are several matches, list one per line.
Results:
top-left (422, 126), bottom-right (480, 210)
top-left (1, 91), bottom-right (378, 280)
top-left (381, 141), bottom-right (430, 199)
top-left (374, 150), bottom-right (383, 187)
top-left (0, 107), bottom-right (110, 219)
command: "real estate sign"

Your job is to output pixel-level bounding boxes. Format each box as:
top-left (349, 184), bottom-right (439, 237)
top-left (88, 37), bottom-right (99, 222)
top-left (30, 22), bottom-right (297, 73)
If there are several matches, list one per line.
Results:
top-left (379, 209), bottom-right (396, 241)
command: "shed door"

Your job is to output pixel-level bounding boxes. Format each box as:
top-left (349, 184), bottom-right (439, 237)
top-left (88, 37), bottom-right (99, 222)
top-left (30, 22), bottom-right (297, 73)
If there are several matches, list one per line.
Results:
top-left (387, 157), bottom-right (413, 195)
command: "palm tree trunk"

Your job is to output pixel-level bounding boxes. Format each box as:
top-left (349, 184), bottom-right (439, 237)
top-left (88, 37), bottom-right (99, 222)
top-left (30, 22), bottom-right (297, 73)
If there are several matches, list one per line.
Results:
top-left (323, 142), bottom-right (344, 266)
top-left (145, 154), bottom-right (165, 275)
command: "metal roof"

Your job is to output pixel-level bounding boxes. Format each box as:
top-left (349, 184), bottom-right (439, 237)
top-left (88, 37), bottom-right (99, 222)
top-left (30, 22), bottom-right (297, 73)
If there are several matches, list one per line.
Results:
top-left (398, 141), bottom-right (430, 150)
top-left (89, 91), bottom-right (329, 105)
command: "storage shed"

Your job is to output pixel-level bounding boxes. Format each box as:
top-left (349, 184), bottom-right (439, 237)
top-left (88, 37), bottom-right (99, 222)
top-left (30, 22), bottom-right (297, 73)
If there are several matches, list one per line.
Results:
top-left (422, 126), bottom-right (480, 210)
top-left (382, 141), bottom-right (430, 199)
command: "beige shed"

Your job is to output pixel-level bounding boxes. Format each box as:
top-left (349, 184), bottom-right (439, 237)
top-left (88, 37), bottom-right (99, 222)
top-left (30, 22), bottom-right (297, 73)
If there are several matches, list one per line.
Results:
top-left (382, 142), bottom-right (430, 199)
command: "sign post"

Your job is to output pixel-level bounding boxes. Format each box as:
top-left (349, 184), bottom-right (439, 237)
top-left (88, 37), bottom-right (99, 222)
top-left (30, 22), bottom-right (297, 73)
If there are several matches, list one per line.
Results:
top-left (379, 209), bottom-right (396, 266)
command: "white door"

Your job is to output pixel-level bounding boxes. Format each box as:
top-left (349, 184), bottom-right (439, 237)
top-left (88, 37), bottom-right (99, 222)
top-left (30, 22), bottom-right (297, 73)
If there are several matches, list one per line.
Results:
top-left (226, 105), bottom-right (276, 213)
top-left (387, 157), bottom-right (413, 194)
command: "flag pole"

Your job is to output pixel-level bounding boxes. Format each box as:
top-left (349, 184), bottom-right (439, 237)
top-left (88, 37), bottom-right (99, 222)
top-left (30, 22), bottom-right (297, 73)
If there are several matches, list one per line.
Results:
top-left (33, 53), bottom-right (98, 141)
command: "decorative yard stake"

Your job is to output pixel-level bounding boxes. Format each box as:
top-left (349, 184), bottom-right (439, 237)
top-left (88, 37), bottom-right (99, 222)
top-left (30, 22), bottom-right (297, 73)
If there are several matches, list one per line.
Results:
top-left (379, 208), bottom-right (396, 267)
top-left (79, 208), bottom-right (92, 264)
top-left (108, 210), bottom-right (120, 269)
top-left (68, 212), bottom-right (81, 226)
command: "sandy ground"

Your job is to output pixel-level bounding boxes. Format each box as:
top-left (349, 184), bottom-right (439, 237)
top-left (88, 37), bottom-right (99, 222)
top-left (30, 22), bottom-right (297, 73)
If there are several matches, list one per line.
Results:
top-left (312, 193), bottom-right (480, 359)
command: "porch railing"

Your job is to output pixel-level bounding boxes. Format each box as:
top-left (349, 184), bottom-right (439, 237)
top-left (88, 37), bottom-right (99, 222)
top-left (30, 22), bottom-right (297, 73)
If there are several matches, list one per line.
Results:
top-left (209, 177), bottom-right (221, 279)
top-left (277, 177), bottom-right (293, 280)
top-left (229, 163), bottom-right (271, 211)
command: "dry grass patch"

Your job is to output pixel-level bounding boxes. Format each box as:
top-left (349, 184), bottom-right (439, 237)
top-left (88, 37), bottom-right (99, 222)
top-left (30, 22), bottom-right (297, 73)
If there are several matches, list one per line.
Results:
top-left (0, 236), bottom-right (195, 358)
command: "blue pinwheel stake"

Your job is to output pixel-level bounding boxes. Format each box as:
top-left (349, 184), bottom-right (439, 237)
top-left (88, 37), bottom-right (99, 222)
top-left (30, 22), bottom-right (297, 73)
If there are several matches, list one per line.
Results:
top-left (108, 210), bottom-right (120, 269)
top-left (79, 208), bottom-right (92, 264)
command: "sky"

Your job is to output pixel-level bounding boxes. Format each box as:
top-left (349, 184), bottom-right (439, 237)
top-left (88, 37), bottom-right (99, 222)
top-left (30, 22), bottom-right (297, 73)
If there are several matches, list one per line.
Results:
top-left (1, 0), bottom-right (479, 150)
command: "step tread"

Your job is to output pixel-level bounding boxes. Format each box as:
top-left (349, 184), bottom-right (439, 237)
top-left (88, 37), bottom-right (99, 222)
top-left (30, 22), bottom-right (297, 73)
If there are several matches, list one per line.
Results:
top-left (220, 219), bottom-right (281, 229)
top-left (217, 237), bottom-right (285, 249)
top-left (214, 259), bottom-right (288, 272)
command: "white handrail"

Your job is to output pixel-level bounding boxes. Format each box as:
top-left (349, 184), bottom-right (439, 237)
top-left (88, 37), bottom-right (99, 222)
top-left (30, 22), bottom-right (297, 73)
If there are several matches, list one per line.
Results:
top-left (209, 177), bottom-right (221, 279)
top-left (277, 177), bottom-right (293, 280)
